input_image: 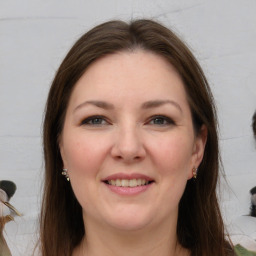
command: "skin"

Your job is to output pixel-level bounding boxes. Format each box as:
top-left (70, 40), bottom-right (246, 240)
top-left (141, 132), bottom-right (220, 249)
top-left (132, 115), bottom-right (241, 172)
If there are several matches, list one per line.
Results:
top-left (60, 50), bottom-right (207, 256)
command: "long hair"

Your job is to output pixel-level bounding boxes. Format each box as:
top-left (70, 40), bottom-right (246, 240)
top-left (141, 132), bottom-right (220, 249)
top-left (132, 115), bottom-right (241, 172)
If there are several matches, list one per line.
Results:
top-left (41, 19), bottom-right (233, 255)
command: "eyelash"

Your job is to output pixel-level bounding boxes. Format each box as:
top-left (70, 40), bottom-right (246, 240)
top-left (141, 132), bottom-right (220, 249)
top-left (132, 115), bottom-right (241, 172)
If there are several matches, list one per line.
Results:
top-left (147, 115), bottom-right (175, 126)
top-left (80, 115), bottom-right (109, 126)
top-left (80, 115), bottom-right (175, 127)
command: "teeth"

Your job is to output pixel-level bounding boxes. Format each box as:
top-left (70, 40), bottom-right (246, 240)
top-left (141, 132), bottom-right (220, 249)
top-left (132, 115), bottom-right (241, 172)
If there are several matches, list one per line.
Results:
top-left (116, 179), bottom-right (121, 186)
top-left (121, 179), bottom-right (128, 187)
top-left (107, 179), bottom-right (150, 187)
top-left (129, 179), bottom-right (136, 187)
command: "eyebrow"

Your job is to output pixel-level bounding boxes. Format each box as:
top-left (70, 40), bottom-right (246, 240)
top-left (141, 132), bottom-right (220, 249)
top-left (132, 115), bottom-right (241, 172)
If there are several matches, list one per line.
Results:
top-left (141, 100), bottom-right (182, 113)
top-left (73, 100), bottom-right (114, 112)
top-left (73, 99), bottom-right (182, 113)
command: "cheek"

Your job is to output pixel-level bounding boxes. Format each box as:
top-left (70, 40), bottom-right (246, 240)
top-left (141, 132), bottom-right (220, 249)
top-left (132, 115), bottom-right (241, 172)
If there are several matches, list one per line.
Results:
top-left (150, 134), bottom-right (193, 178)
top-left (63, 134), bottom-right (108, 207)
top-left (146, 135), bottom-right (194, 216)
top-left (63, 134), bottom-right (109, 176)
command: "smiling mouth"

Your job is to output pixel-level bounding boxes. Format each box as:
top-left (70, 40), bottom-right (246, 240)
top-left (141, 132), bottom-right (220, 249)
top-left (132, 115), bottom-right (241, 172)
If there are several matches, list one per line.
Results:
top-left (104, 179), bottom-right (154, 187)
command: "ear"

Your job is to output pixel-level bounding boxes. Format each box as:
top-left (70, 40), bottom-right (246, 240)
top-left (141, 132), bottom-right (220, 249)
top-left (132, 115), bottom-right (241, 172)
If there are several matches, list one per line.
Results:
top-left (189, 125), bottom-right (208, 178)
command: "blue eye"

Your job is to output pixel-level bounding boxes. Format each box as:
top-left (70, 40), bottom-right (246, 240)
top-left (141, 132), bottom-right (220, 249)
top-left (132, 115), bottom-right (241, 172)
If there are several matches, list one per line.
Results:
top-left (149, 115), bottom-right (174, 126)
top-left (81, 116), bottom-right (108, 126)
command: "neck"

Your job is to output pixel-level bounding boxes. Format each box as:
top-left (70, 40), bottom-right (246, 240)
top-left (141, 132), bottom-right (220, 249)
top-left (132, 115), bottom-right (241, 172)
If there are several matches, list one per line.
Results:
top-left (73, 216), bottom-right (190, 256)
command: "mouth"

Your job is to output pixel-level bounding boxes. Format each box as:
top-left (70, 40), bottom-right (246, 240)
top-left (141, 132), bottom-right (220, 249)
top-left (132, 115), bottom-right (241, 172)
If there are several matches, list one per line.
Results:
top-left (104, 179), bottom-right (154, 187)
top-left (102, 173), bottom-right (155, 195)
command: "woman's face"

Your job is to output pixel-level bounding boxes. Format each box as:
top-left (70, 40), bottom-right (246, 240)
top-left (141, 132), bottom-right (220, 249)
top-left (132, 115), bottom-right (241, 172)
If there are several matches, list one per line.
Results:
top-left (60, 50), bottom-right (206, 231)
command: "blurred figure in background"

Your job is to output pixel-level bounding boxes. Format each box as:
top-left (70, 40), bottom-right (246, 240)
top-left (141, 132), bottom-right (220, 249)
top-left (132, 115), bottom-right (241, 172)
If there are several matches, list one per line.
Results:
top-left (0, 180), bottom-right (21, 256)
top-left (250, 111), bottom-right (256, 218)
top-left (252, 111), bottom-right (256, 140)
top-left (250, 186), bottom-right (256, 217)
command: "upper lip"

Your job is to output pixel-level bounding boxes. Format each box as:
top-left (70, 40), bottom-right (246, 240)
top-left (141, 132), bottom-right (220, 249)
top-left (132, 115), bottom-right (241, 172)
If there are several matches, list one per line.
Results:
top-left (102, 173), bottom-right (154, 181)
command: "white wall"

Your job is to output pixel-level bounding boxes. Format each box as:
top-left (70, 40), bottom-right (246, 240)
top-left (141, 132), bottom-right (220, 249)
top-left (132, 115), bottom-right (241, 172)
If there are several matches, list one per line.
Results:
top-left (1, 0), bottom-right (256, 254)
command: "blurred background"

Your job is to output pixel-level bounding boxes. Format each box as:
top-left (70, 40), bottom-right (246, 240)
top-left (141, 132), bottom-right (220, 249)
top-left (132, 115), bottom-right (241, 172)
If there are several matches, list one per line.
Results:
top-left (0, 0), bottom-right (256, 254)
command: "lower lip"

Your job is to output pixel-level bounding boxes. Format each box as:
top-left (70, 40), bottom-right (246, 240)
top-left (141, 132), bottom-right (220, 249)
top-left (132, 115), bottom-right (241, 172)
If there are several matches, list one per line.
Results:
top-left (104, 183), bottom-right (153, 196)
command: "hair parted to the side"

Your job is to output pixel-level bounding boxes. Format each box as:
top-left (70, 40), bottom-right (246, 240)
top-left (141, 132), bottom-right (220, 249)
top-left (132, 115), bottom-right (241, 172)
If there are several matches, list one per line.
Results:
top-left (41, 19), bottom-right (233, 256)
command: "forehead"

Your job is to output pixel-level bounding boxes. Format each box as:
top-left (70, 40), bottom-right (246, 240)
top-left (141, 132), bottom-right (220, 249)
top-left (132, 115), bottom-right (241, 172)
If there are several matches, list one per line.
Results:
top-left (68, 50), bottom-right (189, 109)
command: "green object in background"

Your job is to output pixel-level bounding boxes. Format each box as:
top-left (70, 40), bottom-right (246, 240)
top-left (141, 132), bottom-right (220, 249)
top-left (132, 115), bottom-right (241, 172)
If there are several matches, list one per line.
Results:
top-left (235, 244), bottom-right (256, 256)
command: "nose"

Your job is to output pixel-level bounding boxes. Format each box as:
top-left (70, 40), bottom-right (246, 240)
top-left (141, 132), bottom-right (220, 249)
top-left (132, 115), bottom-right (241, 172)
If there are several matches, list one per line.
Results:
top-left (111, 125), bottom-right (146, 163)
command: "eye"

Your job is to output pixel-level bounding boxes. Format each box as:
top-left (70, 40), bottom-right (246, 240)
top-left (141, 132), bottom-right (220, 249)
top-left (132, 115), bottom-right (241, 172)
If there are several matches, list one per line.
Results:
top-left (81, 115), bottom-right (109, 126)
top-left (147, 115), bottom-right (174, 126)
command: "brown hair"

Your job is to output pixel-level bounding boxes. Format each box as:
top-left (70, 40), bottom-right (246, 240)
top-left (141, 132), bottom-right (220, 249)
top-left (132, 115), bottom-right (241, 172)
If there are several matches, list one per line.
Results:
top-left (41, 19), bottom-right (233, 255)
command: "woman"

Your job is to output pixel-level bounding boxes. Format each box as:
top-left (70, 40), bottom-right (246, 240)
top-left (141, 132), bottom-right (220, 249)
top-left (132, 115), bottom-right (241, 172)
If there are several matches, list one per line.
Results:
top-left (40, 19), bottom-right (234, 255)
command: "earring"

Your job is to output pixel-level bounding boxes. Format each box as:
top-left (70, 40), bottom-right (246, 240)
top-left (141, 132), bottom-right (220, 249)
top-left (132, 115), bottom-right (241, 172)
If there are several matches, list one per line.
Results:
top-left (62, 168), bottom-right (70, 181)
top-left (192, 167), bottom-right (198, 179)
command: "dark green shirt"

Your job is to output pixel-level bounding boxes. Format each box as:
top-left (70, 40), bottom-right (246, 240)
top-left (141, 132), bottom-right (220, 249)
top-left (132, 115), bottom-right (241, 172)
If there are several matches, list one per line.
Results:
top-left (235, 244), bottom-right (256, 256)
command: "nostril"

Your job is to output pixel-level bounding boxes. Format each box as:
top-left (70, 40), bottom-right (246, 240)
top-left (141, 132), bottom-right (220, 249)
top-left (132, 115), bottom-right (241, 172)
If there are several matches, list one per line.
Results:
top-left (114, 155), bottom-right (123, 160)
top-left (113, 153), bottom-right (144, 162)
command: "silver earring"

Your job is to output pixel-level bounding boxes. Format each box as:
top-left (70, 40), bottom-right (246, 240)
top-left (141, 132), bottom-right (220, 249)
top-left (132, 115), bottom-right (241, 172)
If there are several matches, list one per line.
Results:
top-left (192, 167), bottom-right (198, 179)
top-left (62, 168), bottom-right (70, 181)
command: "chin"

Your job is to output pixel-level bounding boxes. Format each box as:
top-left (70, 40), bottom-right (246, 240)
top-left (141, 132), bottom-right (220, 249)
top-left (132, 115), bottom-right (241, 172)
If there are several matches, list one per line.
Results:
top-left (110, 219), bottom-right (151, 232)
top-left (103, 209), bottom-right (155, 232)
